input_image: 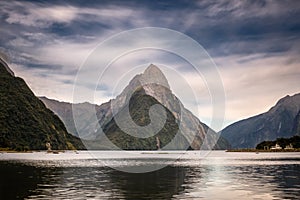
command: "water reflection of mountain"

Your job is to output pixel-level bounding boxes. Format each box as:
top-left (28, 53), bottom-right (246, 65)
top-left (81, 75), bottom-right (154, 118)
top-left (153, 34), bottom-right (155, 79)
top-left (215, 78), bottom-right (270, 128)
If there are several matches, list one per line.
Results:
top-left (0, 162), bottom-right (186, 199)
top-left (0, 161), bottom-right (43, 199)
top-left (107, 166), bottom-right (186, 199)
top-left (0, 159), bottom-right (299, 199)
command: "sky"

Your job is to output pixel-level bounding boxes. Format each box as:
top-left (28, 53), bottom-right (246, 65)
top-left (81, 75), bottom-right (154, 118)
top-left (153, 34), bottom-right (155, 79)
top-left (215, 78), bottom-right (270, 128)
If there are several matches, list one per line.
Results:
top-left (0, 0), bottom-right (300, 130)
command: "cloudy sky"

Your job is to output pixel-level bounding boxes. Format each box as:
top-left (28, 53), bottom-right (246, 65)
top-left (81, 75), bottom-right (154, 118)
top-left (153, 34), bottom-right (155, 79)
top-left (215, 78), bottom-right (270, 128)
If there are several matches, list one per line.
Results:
top-left (1, 0), bottom-right (300, 130)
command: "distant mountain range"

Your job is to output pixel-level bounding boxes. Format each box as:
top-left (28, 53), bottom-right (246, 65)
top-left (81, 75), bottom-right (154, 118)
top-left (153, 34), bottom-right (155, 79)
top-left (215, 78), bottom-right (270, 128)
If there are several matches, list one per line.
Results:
top-left (221, 93), bottom-right (300, 148)
top-left (0, 59), bottom-right (85, 150)
top-left (4, 55), bottom-right (297, 151)
top-left (41, 64), bottom-right (230, 150)
top-left (39, 97), bottom-right (99, 138)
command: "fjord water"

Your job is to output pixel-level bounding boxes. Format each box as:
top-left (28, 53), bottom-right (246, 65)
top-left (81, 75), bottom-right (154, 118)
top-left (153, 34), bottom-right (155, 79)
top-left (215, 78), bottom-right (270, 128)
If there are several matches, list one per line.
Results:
top-left (0, 151), bottom-right (299, 199)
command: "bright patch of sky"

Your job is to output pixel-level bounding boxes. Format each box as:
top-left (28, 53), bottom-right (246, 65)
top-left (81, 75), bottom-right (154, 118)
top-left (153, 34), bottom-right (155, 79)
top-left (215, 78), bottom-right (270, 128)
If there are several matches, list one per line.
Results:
top-left (0, 0), bottom-right (300, 130)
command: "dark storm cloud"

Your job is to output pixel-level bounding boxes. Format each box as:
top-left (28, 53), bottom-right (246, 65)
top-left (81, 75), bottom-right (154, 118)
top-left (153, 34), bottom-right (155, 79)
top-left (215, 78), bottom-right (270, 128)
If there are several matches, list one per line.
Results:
top-left (0, 0), bottom-right (299, 127)
top-left (1, 0), bottom-right (299, 59)
top-left (24, 63), bottom-right (63, 70)
top-left (183, 0), bottom-right (300, 56)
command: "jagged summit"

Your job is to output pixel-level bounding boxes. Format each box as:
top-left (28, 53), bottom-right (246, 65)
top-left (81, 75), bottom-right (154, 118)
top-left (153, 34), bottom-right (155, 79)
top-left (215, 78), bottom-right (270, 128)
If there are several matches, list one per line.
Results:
top-left (112, 64), bottom-right (172, 113)
top-left (275, 93), bottom-right (300, 106)
top-left (144, 63), bottom-right (160, 73)
top-left (140, 64), bottom-right (170, 89)
top-left (42, 63), bottom-right (230, 150)
top-left (143, 64), bottom-right (163, 75)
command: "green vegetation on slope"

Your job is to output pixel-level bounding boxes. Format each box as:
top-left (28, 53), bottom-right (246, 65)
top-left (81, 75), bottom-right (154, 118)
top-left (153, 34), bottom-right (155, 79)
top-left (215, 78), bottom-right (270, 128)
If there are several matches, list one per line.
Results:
top-left (0, 62), bottom-right (85, 151)
top-left (102, 88), bottom-right (190, 150)
top-left (256, 135), bottom-right (300, 150)
top-left (221, 93), bottom-right (300, 149)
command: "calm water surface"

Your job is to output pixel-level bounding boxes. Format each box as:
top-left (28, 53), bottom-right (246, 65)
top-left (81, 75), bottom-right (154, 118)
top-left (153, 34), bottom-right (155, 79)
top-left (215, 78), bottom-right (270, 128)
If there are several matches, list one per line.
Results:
top-left (0, 151), bottom-right (299, 199)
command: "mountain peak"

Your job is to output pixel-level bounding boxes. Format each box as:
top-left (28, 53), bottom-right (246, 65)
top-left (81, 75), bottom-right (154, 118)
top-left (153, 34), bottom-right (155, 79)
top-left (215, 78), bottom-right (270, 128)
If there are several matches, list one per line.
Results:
top-left (272, 93), bottom-right (300, 112)
top-left (144, 64), bottom-right (162, 74)
top-left (140, 64), bottom-right (170, 89)
top-left (40, 62), bottom-right (230, 150)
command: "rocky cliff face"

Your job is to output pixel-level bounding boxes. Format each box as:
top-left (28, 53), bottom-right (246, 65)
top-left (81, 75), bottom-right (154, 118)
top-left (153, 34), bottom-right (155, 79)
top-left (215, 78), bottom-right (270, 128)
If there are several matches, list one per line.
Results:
top-left (221, 93), bottom-right (300, 148)
top-left (39, 97), bottom-right (102, 138)
top-left (42, 64), bottom-right (230, 150)
top-left (0, 60), bottom-right (85, 150)
top-left (99, 87), bottom-right (190, 150)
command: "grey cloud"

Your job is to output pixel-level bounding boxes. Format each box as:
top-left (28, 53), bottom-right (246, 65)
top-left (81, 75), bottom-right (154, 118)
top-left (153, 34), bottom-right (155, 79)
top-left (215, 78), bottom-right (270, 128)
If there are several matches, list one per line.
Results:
top-left (0, 0), bottom-right (299, 128)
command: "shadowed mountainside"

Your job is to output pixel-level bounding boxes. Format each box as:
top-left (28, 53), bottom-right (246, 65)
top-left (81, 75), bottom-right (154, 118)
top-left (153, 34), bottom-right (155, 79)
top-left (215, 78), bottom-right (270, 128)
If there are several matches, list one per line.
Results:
top-left (0, 60), bottom-right (85, 150)
top-left (221, 93), bottom-right (300, 148)
top-left (41, 64), bottom-right (230, 150)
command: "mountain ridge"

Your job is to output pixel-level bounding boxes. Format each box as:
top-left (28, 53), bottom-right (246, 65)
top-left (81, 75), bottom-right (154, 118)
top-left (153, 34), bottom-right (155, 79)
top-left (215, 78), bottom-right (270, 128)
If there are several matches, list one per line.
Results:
top-left (221, 93), bottom-right (300, 148)
top-left (0, 61), bottom-right (85, 150)
top-left (41, 64), bottom-right (230, 150)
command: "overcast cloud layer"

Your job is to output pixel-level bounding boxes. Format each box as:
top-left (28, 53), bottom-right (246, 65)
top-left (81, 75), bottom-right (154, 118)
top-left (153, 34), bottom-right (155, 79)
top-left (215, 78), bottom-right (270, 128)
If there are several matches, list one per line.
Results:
top-left (0, 0), bottom-right (300, 130)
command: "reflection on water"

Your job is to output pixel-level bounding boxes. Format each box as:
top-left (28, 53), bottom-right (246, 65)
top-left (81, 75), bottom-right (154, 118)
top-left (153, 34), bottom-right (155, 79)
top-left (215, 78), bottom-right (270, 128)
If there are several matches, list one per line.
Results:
top-left (0, 151), bottom-right (299, 199)
top-left (176, 164), bottom-right (300, 200)
top-left (0, 163), bottom-right (185, 199)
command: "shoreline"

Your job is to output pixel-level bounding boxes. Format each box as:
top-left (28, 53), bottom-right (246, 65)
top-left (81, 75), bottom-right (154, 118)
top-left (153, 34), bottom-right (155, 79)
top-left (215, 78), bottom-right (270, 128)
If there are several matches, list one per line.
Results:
top-left (0, 150), bottom-right (73, 153)
top-left (1, 149), bottom-right (300, 153)
top-left (226, 149), bottom-right (300, 152)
